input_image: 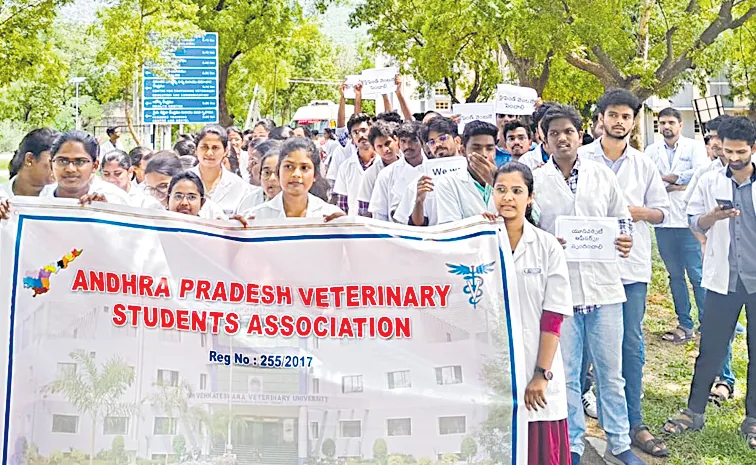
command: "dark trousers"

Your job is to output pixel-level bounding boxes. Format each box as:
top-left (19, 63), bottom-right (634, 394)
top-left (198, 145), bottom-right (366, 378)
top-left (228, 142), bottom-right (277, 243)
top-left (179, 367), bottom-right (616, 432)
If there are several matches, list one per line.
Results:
top-left (688, 279), bottom-right (756, 416)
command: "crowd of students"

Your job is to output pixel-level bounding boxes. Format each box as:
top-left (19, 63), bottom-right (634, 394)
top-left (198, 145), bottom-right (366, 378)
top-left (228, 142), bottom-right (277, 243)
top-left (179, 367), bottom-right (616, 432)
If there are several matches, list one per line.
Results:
top-left (1, 81), bottom-right (755, 465)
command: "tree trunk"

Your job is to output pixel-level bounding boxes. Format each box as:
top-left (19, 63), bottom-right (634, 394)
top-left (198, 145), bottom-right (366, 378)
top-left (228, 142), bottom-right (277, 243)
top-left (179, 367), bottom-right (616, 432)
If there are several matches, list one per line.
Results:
top-left (218, 60), bottom-right (233, 127)
top-left (90, 417), bottom-right (96, 465)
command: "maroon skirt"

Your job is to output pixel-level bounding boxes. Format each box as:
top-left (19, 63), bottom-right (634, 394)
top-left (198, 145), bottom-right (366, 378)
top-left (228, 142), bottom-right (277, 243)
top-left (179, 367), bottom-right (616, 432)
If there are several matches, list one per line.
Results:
top-left (528, 419), bottom-right (571, 465)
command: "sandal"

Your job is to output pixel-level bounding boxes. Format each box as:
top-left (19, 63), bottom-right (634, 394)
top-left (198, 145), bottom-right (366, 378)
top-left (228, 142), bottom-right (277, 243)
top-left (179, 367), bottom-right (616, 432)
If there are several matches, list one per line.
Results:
top-left (662, 325), bottom-right (695, 343)
top-left (741, 417), bottom-right (756, 450)
top-left (661, 408), bottom-right (704, 436)
top-left (630, 424), bottom-right (669, 457)
top-left (708, 381), bottom-right (734, 407)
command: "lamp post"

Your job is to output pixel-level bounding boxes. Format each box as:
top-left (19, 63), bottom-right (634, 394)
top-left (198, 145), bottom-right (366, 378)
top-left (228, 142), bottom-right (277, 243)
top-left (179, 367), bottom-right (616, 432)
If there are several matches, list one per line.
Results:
top-left (69, 77), bottom-right (86, 130)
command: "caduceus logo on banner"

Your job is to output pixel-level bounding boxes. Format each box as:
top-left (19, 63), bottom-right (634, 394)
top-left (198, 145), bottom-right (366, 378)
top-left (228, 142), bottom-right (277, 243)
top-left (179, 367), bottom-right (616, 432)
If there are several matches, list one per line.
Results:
top-left (446, 262), bottom-right (495, 309)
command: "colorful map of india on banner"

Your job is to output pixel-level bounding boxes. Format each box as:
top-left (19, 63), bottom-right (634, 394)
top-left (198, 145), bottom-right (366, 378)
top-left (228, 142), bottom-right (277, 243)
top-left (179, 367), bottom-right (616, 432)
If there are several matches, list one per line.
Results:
top-left (0, 199), bottom-right (527, 465)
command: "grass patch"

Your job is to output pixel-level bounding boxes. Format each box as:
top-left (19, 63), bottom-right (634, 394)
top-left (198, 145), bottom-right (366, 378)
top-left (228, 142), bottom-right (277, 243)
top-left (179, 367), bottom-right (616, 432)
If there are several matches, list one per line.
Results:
top-left (587, 234), bottom-right (753, 464)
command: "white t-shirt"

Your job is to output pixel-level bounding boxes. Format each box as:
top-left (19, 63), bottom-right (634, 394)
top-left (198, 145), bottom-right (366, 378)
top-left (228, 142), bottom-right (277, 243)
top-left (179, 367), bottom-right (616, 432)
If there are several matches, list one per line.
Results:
top-left (39, 176), bottom-right (132, 205)
top-left (244, 193), bottom-right (343, 219)
top-left (357, 157), bottom-right (393, 204)
top-left (369, 156), bottom-right (426, 221)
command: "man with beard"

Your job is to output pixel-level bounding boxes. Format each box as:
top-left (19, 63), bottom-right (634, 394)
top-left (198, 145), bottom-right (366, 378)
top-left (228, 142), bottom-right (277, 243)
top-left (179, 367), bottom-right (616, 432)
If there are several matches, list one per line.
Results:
top-left (393, 117), bottom-right (462, 226)
top-left (495, 113), bottom-right (518, 166)
top-left (369, 121), bottom-right (426, 221)
top-left (580, 89), bottom-right (671, 458)
top-left (331, 113), bottom-right (375, 215)
top-left (645, 107), bottom-right (708, 344)
top-left (503, 120), bottom-right (534, 163)
top-left (532, 104), bottom-right (642, 465)
top-left (665, 116), bottom-right (756, 449)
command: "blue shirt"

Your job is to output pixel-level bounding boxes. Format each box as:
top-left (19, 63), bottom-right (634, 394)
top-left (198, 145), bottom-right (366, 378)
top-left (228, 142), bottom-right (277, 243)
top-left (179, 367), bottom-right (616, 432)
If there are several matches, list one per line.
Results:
top-left (495, 147), bottom-right (512, 167)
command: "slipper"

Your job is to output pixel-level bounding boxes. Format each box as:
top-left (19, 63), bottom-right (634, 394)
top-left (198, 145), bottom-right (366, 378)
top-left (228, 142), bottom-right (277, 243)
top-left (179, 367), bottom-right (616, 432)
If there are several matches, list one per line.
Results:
top-left (662, 325), bottom-right (695, 343)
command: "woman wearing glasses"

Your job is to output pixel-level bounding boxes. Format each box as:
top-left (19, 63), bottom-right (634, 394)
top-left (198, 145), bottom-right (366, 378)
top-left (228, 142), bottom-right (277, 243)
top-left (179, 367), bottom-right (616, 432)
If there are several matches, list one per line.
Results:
top-left (143, 152), bottom-right (225, 220)
top-left (190, 125), bottom-right (250, 215)
top-left (167, 172), bottom-right (206, 217)
top-left (236, 141), bottom-right (280, 213)
top-left (38, 130), bottom-right (131, 204)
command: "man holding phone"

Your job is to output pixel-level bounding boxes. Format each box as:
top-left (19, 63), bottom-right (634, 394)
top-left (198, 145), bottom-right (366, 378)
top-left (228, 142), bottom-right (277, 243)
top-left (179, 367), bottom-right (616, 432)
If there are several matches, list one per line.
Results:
top-left (665, 116), bottom-right (756, 448)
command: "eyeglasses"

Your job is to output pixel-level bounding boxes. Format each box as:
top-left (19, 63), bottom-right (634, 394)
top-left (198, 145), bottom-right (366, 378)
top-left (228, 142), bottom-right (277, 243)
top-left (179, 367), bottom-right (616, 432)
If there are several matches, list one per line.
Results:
top-left (53, 157), bottom-right (91, 168)
top-left (261, 169), bottom-right (277, 180)
top-left (171, 192), bottom-right (201, 202)
top-left (427, 134), bottom-right (451, 148)
top-left (145, 185), bottom-right (169, 199)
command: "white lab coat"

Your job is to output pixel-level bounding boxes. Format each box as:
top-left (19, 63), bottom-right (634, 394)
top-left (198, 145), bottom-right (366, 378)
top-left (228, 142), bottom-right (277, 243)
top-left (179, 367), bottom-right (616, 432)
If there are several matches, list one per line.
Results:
top-left (514, 221), bottom-right (573, 422)
top-left (199, 199), bottom-right (228, 220)
top-left (435, 168), bottom-right (496, 224)
top-left (369, 156), bottom-right (426, 221)
top-left (333, 155), bottom-right (372, 215)
top-left (0, 177), bottom-right (20, 200)
top-left (245, 193), bottom-right (343, 219)
top-left (40, 177), bottom-right (132, 205)
top-left (326, 144), bottom-right (354, 183)
top-left (519, 145), bottom-right (547, 171)
top-left (357, 156), bottom-right (391, 204)
top-left (235, 186), bottom-right (265, 214)
top-left (533, 157), bottom-right (631, 306)
top-left (645, 136), bottom-right (708, 228)
top-left (190, 166), bottom-right (251, 215)
top-left (686, 166), bottom-right (756, 295)
top-left (393, 172), bottom-right (438, 225)
top-left (127, 185), bottom-right (164, 210)
top-left (685, 158), bottom-right (726, 203)
top-left (580, 139), bottom-right (670, 283)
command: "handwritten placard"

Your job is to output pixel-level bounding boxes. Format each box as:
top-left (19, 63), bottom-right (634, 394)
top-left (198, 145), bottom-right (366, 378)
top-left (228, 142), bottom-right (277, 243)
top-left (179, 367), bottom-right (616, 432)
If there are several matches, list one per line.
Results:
top-left (360, 67), bottom-right (398, 97)
top-left (555, 216), bottom-right (619, 262)
top-left (453, 103), bottom-right (496, 132)
top-left (423, 156), bottom-right (467, 179)
top-left (343, 75), bottom-right (361, 99)
top-left (495, 84), bottom-right (538, 116)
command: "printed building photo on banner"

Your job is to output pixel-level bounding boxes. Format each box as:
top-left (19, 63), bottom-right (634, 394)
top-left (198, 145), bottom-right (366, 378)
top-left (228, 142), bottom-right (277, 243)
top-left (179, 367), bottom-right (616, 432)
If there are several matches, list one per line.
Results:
top-left (0, 198), bottom-right (527, 465)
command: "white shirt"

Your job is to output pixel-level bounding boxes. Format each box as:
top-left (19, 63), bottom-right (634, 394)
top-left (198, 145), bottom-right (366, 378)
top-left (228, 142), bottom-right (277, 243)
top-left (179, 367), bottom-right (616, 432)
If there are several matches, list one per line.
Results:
top-left (199, 199), bottom-right (228, 220)
top-left (393, 172), bottom-right (438, 225)
top-left (238, 151), bottom-right (250, 183)
top-left (581, 139), bottom-right (670, 283)
top-left (326, 144), bottom-right (354, 183)
top-left (687, 167), bottom-right (756, 295)
top-left (519, 145), bottom-right (547, 170)
top-left (235, 186), bottom-right (265, 214)
top-left (435, 168), bottom-right (496, 224)
top-left (358, 157), bottom-right (393, 205)
top-left (513, 222), bottom-right (573, 422)
top-left (333, 155), bottom-right (373, 215)
top-left (685, 158), bottom-right (726, 203)
top-left (40, 176), bottom-right (132, 205)
top-left (189, 166), bottom-right (251, 215)
top-left (0, 177), bottom-right (20, 200)
top-left (533, 157), bottom-right (631, 306)
top-left (369, 156), bottom-right (426, 221)
top-left (645, 136), bottom-right (708, 228)
top-left (245, 193), bottom-right (343, 219)
top-left (100, 140), bottom-right (123, 161)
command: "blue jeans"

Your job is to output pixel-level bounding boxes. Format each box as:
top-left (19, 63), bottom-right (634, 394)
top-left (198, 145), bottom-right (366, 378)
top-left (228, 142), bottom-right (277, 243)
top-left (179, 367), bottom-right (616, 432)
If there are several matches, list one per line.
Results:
top-left (655, 228), bottom-right (706, 330)
top-left (561, 303), bottom-right (631, 456)
top-left (621, 282), bottom-right (648, 429)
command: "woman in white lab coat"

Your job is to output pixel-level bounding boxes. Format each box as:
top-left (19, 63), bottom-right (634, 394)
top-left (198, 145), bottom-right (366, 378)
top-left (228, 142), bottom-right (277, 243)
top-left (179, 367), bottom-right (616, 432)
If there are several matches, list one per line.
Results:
top-left (484, 162), bottom-right (573, 465)
top-left (235, 141), bottom-right (281, 214)
top-left (100, 150), bottom-right (163, 209)
top-left (167, 171), bottom-right (206, 217)
top-left (190, 125), bottom-right (250, 215)
top-left (241, 138), bottom-right (344, 221)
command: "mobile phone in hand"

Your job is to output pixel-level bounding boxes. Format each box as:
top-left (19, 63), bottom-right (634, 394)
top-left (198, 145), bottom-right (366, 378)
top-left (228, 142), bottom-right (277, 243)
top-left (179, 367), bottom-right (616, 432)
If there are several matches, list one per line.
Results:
top-left (716, 199), bottom-right (735, 210)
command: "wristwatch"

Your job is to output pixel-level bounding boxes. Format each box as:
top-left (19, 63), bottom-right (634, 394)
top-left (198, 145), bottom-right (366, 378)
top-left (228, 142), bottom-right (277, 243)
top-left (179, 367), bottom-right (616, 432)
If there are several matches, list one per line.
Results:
top-left (535, 366), bottom-right (553, 381)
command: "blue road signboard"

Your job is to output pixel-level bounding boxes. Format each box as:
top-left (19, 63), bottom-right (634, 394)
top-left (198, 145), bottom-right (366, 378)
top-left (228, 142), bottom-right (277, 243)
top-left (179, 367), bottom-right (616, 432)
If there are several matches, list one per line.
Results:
top-left (142, 33), bottom-right (219, 125)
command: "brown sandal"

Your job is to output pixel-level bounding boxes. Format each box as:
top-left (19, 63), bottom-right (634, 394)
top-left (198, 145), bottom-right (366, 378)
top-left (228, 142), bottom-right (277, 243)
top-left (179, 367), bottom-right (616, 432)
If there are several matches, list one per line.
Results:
top-left (630, 424), bottom-right (669, 457)
top-left (662, 325), bottom-right (695, 343)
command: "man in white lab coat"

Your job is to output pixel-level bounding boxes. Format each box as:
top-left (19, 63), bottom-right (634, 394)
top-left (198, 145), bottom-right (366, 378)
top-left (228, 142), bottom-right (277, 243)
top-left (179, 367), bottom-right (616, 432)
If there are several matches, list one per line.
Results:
top-left (369, 121), bottom-right (426, 221)
top-left (331, 113), bottom-right (375, 215)
top-left (357, 120), bottom-right (400, 216)
top-left (533, 104), bottom-right (643, 465)
top-left (580, 89), bottom-right (671, 458)
top-left (665, 116), bottom-right (756, 448)
top-left (435, 120), bottom-right (497, 224)
top-left (645, 107), bottom-right (709, 343)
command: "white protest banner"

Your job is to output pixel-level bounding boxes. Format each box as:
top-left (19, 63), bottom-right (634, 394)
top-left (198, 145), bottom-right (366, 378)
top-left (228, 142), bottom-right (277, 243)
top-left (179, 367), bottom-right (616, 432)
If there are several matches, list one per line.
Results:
top-left (495, 84), bottom-right (538, 116)
top-left (343, 74), bottom-right (361, 99)
top-left (555, 216), bottom-right (619, 262)
top-left (0, 199), bottom-right (527, 465)
top-left (360, 67), bottom-right (397, 97)
top-left (423, 156), bottom-right (468, 179)
top-left (453, 103), bottom-right (496, 132)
